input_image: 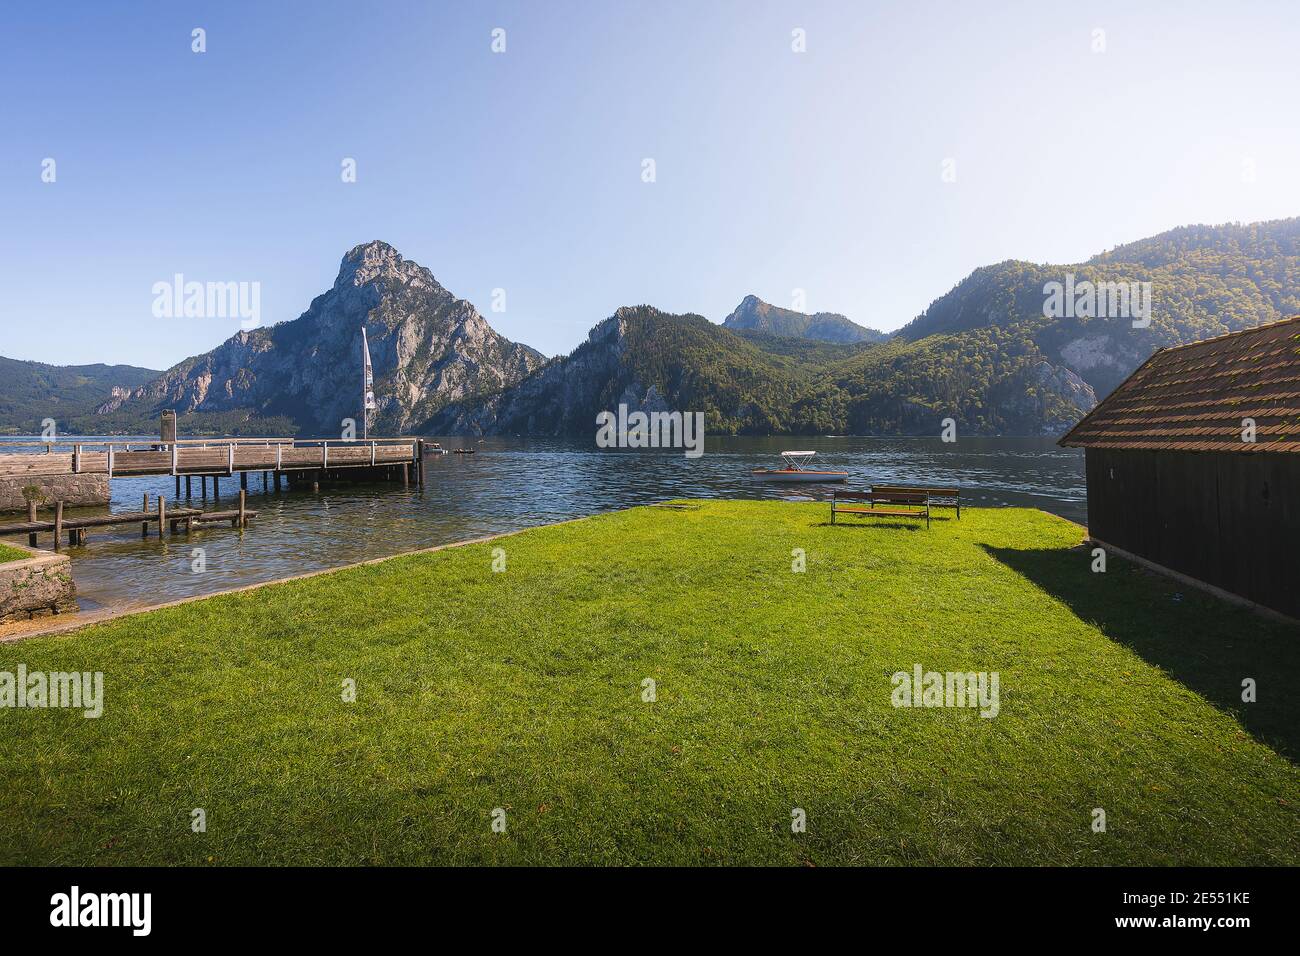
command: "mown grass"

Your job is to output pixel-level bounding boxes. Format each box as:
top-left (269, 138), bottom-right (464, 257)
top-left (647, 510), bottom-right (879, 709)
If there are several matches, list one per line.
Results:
top-left (0, 543), bottom-right (31, 565)
top-left (0, 501), bottom-right (1296, 866)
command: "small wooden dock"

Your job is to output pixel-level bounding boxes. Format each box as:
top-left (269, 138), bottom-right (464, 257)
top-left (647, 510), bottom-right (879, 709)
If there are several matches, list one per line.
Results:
top-left (0, 492), bottom-right (258, 550)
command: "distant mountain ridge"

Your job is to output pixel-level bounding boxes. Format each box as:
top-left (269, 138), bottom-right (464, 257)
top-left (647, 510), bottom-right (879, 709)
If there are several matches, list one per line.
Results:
top-left (722, 294), bottom-right (886, 344)
top-left (4, 217), bottom-right (1298, 438)
top-left (93, 241), bottom-right (545, 435)
top-left (433, 217), bottom-right (1300, 437)
top-left (430, 304), bottom-right (1095, 437)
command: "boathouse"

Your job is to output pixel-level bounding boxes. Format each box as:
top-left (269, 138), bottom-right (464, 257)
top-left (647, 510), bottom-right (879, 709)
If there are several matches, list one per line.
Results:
top-left (1059, 316), bottom-right (1300, 621)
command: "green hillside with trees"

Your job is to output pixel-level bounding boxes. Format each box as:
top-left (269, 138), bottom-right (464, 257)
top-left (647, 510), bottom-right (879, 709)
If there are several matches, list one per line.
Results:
top-left (0, 357), bottom-right (159, 435)
top-left (899, 217), bottom-right (1300, 396)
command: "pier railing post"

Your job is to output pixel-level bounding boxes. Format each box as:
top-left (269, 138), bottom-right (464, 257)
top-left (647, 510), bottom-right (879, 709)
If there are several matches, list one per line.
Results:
top-left (107, 445), bottom-right (115, 477)
top-left (172, 443), bottom-right (179, 476)
top-left (227, 443), bottom-right (235, 475)
top-left (72, 444), bottom-right (81, 473)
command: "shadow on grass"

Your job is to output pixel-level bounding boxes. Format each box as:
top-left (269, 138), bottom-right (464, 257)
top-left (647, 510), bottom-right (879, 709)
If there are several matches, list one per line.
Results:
top-left (984, 544), bottom-right (1300, 762)
top-left (815, 521), bottom-right (926, 531)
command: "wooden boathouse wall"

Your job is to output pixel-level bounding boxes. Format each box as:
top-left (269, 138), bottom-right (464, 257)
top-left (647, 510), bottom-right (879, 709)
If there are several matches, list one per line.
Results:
top-left (1085, 447), bottom-right (1300, 620)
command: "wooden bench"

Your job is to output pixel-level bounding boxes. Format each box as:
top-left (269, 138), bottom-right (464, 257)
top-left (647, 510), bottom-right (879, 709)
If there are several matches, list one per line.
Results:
top-left (872, 484), bottom-right (960, 519)
top-left (831, 490), bottom-right (930, 528)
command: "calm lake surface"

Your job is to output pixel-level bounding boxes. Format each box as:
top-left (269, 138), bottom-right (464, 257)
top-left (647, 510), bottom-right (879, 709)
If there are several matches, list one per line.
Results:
top-left (2, 436), bottom-right (1085, 613)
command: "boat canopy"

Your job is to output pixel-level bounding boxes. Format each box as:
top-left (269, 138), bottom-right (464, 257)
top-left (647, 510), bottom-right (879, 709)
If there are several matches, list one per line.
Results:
top-left (779, 450), bottom-right (816, 471)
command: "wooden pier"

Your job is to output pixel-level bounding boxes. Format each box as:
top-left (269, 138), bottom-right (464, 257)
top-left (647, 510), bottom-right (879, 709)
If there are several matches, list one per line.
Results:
top-left (0, 436), bottom-right (426, 540)
top-left (0, 437), bottom-right (423, 484)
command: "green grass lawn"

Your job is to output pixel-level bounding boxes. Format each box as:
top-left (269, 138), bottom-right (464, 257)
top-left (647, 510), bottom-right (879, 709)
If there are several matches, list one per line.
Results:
top-left (0, 501), bottom-right (1296, 865)
top-left (0, 542), bottom-right (31, 564)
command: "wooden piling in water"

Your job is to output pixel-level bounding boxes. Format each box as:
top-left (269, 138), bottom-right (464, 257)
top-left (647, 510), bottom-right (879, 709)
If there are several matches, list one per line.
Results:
top-left (158, 496), bottom-right (166, 539)
top-left (142, 493), bottom-right (150, 537)
top-left (53, 501), bottom-right (63, 552)
top-left (186, 475), bottom-right (192, 498)
top-left (240, 472), bottom-right (248, 491)
top-left (175, 476), bottom-right (181, 497)
top-left (213, 476), bottom-right (220, 498)
top-left (201, 476), bottom-right (208, 498)
top-left (238, 489), bottom-right (247, 528)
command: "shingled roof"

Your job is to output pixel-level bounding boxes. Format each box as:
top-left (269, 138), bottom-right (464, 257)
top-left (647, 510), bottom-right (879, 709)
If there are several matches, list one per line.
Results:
top-left (1059, 315), bottom-right (1300, 453)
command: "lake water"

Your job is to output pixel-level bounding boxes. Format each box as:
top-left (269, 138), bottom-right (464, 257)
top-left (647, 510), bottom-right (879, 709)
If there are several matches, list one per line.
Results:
top-left (2, 436), bottom-right (1085, 614)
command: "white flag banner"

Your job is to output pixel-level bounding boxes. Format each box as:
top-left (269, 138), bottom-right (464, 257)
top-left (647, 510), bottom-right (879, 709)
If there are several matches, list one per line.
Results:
top-left (362, 327), bottom-right (377, 410)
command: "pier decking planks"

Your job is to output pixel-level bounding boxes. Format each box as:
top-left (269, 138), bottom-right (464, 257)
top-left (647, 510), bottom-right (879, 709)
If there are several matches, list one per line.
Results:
top-left (0, 441), bottom-right (418, 479)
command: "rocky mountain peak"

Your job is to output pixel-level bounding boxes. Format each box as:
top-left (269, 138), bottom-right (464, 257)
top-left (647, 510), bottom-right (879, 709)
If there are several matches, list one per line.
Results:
top-left (94, 243), bottom-right (543, 435)
top-left (723, 295), bottom-right (885, 345)
top-left (335, 240), bottom-right (441, 294)
top-left (588, 315), bottom-right (625, 344)
top-left (341, 239), bottom-right (402, 270)
top-left (598, 305), bottom-right (664, 343)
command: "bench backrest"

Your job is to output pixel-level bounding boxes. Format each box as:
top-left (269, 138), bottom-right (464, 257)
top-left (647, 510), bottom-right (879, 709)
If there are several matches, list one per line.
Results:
top-left (833, 490), bottom-right (874, 501)
top-left (872, 484), bottom-right (959, 497)
top-left (835, 490), bottom-right (928, 504)
top-left (869, 492), bottom-right (928, 505)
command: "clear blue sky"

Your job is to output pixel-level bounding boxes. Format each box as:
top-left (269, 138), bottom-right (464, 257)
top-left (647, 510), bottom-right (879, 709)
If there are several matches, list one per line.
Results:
top-left (3, 0), bottom-right (1299, 369)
